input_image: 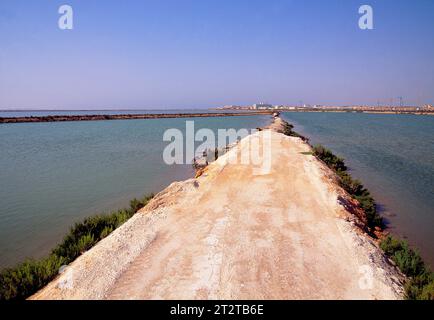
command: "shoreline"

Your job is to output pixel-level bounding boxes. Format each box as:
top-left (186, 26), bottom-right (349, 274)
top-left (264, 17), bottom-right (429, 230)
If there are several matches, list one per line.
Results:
top-left (279, 110), bottom-right (434, 116)
top-left (3, 116), bottom-right (432, 300)
top-left (0, 111), bottom-right (273, 124)
top-left (215, 109), bottom-right (434, 116)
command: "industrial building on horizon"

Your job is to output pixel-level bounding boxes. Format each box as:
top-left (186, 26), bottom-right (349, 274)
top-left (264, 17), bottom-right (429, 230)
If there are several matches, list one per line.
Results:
top-left (219, 102), bottom-right (434, 114)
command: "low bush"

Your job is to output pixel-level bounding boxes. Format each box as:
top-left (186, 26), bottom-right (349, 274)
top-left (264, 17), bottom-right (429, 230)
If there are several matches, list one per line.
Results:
top-left (381, 236), bottom-right (434, 300)
top-left (0, 255), bottom-right (65, 300)
top-left (0, 194), bottom-right (153, 301)
top-left (313, 145), bottom-right (347, 172)
top-left (312, 144), bottom-right (382, 228)
top-left (282, 123), bottom-right (309, 141)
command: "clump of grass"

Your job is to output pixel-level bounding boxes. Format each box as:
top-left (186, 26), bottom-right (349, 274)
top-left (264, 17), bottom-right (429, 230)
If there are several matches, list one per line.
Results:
top-left (312, 144), bottom-right (382, 229)
top-left (0, 194), bottom-right (153, 301)
top-left (380, 236), bottom-right (434, 300)
top-left (312, 145), bottom-right (347, 172)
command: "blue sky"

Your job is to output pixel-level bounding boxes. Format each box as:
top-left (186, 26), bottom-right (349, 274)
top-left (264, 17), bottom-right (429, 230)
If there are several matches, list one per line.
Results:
top-left (0, 0), bottom-right (433, 109)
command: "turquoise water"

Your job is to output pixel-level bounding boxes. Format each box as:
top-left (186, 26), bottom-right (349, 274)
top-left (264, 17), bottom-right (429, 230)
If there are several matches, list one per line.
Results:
top-left (0, 115), bottom-right (269, 268)
top-left (282, 112), bottom-right (434, 267)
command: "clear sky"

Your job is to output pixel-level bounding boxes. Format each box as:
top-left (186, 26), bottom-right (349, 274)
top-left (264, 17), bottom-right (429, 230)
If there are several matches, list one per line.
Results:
top-left (0, 0), bottom-right (433, 109)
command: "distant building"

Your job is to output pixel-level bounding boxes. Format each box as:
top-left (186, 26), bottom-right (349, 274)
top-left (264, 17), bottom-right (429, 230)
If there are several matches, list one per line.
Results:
top-left (253, 103), bottom-right (273, 110)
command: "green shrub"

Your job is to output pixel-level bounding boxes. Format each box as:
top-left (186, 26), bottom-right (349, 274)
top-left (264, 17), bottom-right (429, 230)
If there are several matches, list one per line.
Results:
top-left (381, 236), bottom-right (434, 300)
top-left (406, 277), bottom-right (434, 300)
top-left (281, 123), bottom-right (309, 141)
top-left (380, 235), bottom-right (404, 255)
top-left (100, 226), bottom-right (114, 239)
top-left (312, 144), bottom-right (382, 228)
top-left (0, 255), bottom-right (65, 300)
top-left (380, 236), bottom-right (425, 277)
top-left (0, 194), bottom-right (153, 301)
top-left (419, 280), bottom-right (434, 300)
top-left (337, 171), bottom-right (365, 196)
top-left (129, 194), bottom-right (153, 213)
top-left (282, 122), bottom-right (294, 136)
top-left (77, 233), bottom-right (96, 254)
top-left (313, 145), bottom-right (347, 172)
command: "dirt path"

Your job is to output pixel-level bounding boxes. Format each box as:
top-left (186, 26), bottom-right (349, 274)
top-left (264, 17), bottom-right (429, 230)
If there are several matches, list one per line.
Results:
top-left (31, 119), bottom-right (404, 300)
